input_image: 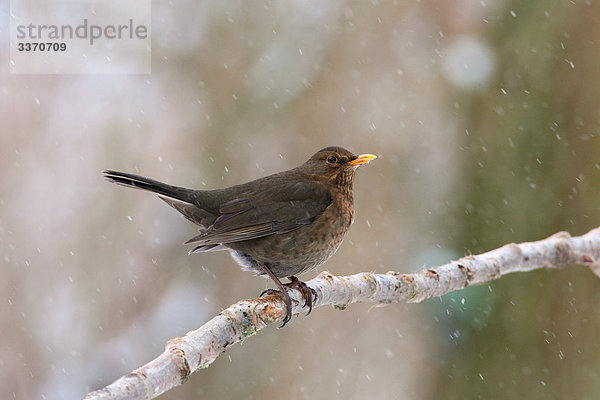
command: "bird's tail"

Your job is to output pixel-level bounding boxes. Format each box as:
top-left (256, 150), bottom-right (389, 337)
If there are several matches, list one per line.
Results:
top-left (104, 170), bottom-right (218, 227)
top-left (103, 170), bottom-right (197, 204)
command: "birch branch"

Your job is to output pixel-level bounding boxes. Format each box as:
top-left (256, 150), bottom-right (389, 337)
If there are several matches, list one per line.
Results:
top-left (84, 227), bottom-right (600, 400)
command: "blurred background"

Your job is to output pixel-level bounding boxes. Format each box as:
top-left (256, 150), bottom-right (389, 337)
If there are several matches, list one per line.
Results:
top-left (2, 0), bottom-right (600, 398)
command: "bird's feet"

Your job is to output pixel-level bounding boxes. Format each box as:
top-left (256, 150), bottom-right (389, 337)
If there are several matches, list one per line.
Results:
top-left (260, 287), bottom-right (294, 327)
top-left (259, 276), bottom-right (317, 328)
top-left (284, 276), bottom-right (317, 316)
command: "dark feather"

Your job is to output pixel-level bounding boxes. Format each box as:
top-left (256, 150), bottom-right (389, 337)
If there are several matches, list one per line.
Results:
top-left (183, 182), bottom-right (331, 248)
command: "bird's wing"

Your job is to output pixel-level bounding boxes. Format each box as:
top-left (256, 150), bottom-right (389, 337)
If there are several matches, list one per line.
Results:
top-left (186, 180), bottom-right (331, 251)
top-left (159, 196), bottom-right (216, 227)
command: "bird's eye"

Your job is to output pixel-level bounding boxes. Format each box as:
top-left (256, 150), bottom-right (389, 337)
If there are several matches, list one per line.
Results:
top-left (327, 155), bottom-right (337, 164)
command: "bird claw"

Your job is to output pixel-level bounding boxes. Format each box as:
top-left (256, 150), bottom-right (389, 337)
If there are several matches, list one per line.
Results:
top-left (259, 277), bottom-right (317, 328)
top-left (259, 287), bottom-right (293, 327)
top-left (259, 288), bottom-right (278, 298)
top-left (284, 276), bottom-right (317, 316)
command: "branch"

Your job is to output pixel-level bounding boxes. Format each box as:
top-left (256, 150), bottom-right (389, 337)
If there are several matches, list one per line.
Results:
top-left (84, 227), bottom-right (600, 400)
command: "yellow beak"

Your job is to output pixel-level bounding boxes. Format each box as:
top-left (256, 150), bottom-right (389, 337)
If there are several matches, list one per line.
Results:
top-left (347, 154), bottom-right (377, 166)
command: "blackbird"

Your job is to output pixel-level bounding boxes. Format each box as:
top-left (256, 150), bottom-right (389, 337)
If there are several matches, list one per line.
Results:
top-left (104, 146), bottom-right (376, 326)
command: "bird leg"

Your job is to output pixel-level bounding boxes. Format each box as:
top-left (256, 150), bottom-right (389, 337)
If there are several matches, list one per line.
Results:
top-left (257, 263), bottom-right (294, 328)
top-left (284, 276), bottom-right (317, 316)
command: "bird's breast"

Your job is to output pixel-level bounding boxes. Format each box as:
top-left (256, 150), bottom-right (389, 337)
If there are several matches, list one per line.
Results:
top-left (227, 189), bottom-right (355, 278)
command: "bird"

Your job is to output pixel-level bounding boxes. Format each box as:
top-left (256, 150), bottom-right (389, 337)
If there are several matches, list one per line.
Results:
top-left (104, 146), bottom-right (376, 326)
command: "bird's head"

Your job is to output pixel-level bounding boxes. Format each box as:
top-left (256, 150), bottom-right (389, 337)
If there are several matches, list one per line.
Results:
top-left (302, 146), bottom-right (377, 187)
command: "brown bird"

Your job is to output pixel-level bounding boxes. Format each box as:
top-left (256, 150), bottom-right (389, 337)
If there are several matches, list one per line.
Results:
top-left (104, 146), bottom-right (376, 326)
